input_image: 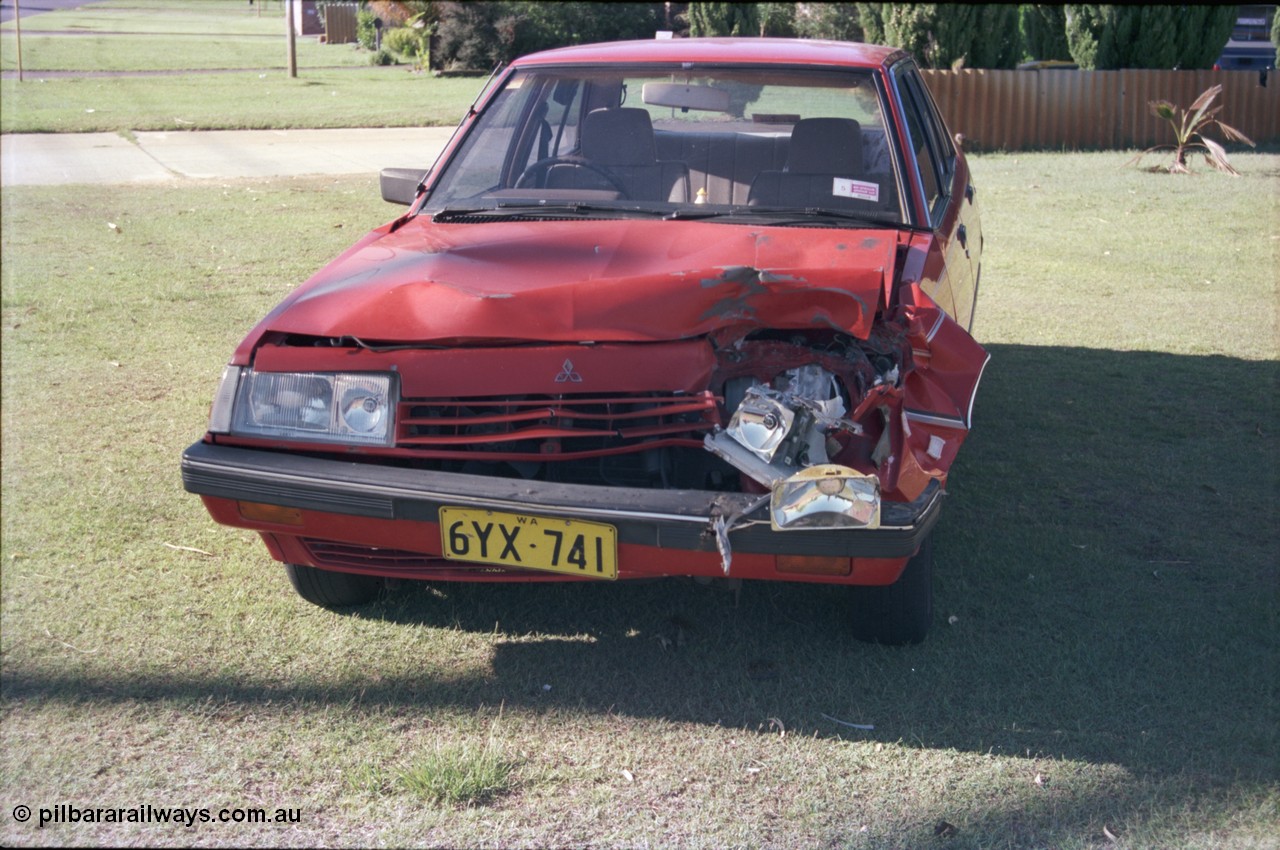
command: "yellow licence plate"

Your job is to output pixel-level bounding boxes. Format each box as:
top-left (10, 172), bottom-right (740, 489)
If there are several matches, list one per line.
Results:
top-left (439, 507), bottom-right (618, 579)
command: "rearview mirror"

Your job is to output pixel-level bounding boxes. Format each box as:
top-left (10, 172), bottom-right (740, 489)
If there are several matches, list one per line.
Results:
top-left (641, 82), bottom-right (730, 112)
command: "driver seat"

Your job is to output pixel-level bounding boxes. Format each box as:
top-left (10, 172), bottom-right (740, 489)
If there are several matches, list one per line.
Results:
top-left (547, 108), bottom-right (689, 202)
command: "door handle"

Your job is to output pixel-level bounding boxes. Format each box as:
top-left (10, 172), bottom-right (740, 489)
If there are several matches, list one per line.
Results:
top-left (957, 224), bottom-right (970, 258)
top-left (965, 184), bottom-right (975, 203)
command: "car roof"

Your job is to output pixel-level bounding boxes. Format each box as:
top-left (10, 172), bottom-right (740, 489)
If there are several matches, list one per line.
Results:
top-left (512, 37), bottom-right (907, 71)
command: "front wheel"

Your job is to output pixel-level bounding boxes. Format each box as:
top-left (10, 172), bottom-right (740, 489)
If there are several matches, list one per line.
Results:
top-left (848, 536), bottom-right (933, 645)
top-left (285, 563), bottom-right (382, 609)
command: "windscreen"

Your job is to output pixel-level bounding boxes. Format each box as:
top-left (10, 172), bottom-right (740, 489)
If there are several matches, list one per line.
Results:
top-left (422, 65), bottom-right (904, 224)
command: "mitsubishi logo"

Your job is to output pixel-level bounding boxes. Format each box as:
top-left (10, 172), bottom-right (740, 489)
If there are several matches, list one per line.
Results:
top-left (555, 359), bottom-right (583, 383)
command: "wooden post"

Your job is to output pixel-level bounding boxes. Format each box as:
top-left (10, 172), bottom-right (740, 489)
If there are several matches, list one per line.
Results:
top-left (15, 0), bottom-right (24, 83)
top-left (286, 0), bottom-right (297, 78)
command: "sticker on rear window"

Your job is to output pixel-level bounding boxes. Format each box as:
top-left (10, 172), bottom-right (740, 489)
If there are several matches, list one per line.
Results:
top-left (833, 178), bottom-right (880, 203)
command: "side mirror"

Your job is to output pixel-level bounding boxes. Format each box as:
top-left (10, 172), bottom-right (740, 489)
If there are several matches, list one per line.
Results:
top-left (380, 168), bottom-right (428, 205)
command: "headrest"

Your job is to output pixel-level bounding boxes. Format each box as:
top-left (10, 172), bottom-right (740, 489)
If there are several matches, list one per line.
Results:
top-left (582, 108), bottom-right (657, 167)
top-left (786, 117), bottom-right (863, 175)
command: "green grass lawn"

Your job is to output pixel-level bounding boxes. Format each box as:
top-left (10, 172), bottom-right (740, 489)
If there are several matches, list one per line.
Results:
top-left (0, 31), bottom-right (371, 73)
top-left (1, 152), bottom-right (1277, 848)
top-left (4, 0), bottom-right (299, 36)
top-left (0, 0), bottom-right (368, 72)
top-left (0, 0), bottom-right (488, 134)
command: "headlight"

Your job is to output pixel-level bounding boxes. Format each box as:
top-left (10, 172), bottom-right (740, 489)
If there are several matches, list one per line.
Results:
top-left (211, 368), bottom-right (396, 446)
top-left (770, 464), bottom-right (880, 531)
top-left (726, 386), bottom-right (795, 462)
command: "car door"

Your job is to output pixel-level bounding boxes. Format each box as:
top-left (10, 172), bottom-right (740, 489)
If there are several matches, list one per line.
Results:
top-left (891, 64), bottom-right (978, 327)
top-left (912, 70), bottom-right (981, 330)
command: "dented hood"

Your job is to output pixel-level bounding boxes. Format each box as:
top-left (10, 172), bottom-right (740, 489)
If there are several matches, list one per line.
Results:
top-left (257, 217), bottom-right (899, 345)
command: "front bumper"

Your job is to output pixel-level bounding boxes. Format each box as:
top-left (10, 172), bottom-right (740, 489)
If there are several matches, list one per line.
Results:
top-left (181, 441), bottom-right (942, 580)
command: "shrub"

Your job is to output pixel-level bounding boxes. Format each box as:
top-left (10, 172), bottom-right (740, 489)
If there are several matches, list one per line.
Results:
top-left (384, 26), bottom-right (425, 58)
top-left (434, 1), bottom-right (520, 69)
top-left (369, 48), bottom-right (395, 66)
top-left (1126, 85), bottom-right (1256, 176)
top-left (356, 8), bottom-right (378, 51)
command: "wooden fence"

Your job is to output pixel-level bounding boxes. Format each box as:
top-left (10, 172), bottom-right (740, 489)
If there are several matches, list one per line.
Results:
top-left (920, 69), bottom-right (1279, 151)
top-left (322, 3), bottom-right (359, 45)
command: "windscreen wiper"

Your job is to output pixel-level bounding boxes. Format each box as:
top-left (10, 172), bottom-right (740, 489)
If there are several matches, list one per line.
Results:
top-left (666, 206), bottom-right (896, 226)
top-left (433, 203), bottom-right (665, 223)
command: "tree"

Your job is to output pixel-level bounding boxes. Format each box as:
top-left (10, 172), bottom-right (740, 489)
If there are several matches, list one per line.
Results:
top-left (880, 3), bottom-right (939, 63)
top-left (1019, 4), bottom-right (1072, 62)
top-left (508, 2), bottom-right (662, 56)
top-left (870, 4), bottom-right (1019, 69)
top-left (433, 1), bottom-right (524, 69)
top-left (1063, 4), bottom-right (1107, 68)
top-left (795, 3), bottom-right (864, 42)
top-left (1176, 5), bottom-right (1238, 69)
top-left (855, 2), bottom-right (885, 44)
top-left (433, 2), bottom-right (663, 70)
top-left (687, 2), bottom-right (760, 37)
top-left (759, 2), bottom-right (798, 37)
top-left (368, 1), bottom-right (434, 27)
top-left (969, 5), bottom-right (1019, 69)
top-left (1275, 10), bottom-right (1280, 69)
top-left (1065, 5), bottom-right (1236, 70)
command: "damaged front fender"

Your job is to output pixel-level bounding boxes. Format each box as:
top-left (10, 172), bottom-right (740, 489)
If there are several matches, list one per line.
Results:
top-left (704, 282), bottom-right (988, 551)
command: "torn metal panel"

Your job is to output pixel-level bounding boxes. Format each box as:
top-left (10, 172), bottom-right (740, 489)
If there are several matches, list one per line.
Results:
top-left (887, 282), bottom-right (990, 500)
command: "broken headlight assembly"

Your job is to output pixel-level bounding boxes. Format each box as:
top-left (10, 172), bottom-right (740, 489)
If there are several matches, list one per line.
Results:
top-left (770, 464), bottom-right (880, 531)
top-left (706, 364), bottom-right (879, 531)
top-left (209, 366), bottom-right (397, 446)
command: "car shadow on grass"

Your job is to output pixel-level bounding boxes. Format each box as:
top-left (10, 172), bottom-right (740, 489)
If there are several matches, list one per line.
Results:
top-left (361, 343), bottom-right (1279, 773)
top-left (4, 345), bottom-right (1277, 843)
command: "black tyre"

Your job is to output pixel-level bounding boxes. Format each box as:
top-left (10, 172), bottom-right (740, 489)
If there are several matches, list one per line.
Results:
top-left (848, 536), bottom-right (933, 645)
top-left (285, 563), bottom-right (382, 609)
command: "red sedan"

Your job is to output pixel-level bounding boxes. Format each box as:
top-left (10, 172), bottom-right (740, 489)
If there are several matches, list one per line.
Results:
top-left (182, 38), bottom-right (987, 644)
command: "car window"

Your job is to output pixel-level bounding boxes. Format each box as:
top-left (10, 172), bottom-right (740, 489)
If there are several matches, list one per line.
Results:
top-left (895, 66), bottom-right (953, 222)
top-left (434, 82), bottom-right (529, 200)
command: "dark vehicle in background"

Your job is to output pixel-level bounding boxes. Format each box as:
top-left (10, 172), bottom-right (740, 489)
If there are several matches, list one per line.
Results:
top-left (182, 38), bottom-right (987, 645)
top-left (1215, 4), bottom-right (1276, 72)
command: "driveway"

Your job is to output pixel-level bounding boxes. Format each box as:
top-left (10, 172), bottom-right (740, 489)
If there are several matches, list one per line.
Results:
top-left (1, 126), bottom-right (454, 185)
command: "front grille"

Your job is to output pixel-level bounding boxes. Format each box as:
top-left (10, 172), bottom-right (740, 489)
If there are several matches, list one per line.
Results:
top-left (396, 391), bottom-right (719, 462)
top-left (301, 539), bottom-right (560, 581)
top-left (303, 540), bottom-right (438, 571)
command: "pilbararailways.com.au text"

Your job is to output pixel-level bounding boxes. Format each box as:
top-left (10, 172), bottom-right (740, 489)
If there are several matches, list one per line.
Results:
top-left (14, 804), bottom-right (300, 829)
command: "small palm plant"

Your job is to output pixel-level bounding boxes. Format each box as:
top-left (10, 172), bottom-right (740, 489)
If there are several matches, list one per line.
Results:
top-left (1128, 84), bottom-right (1256, 176)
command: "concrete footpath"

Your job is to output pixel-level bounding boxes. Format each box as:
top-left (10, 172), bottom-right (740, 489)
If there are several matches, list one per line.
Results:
top-left (1, 127), bottom-right (456, 186)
